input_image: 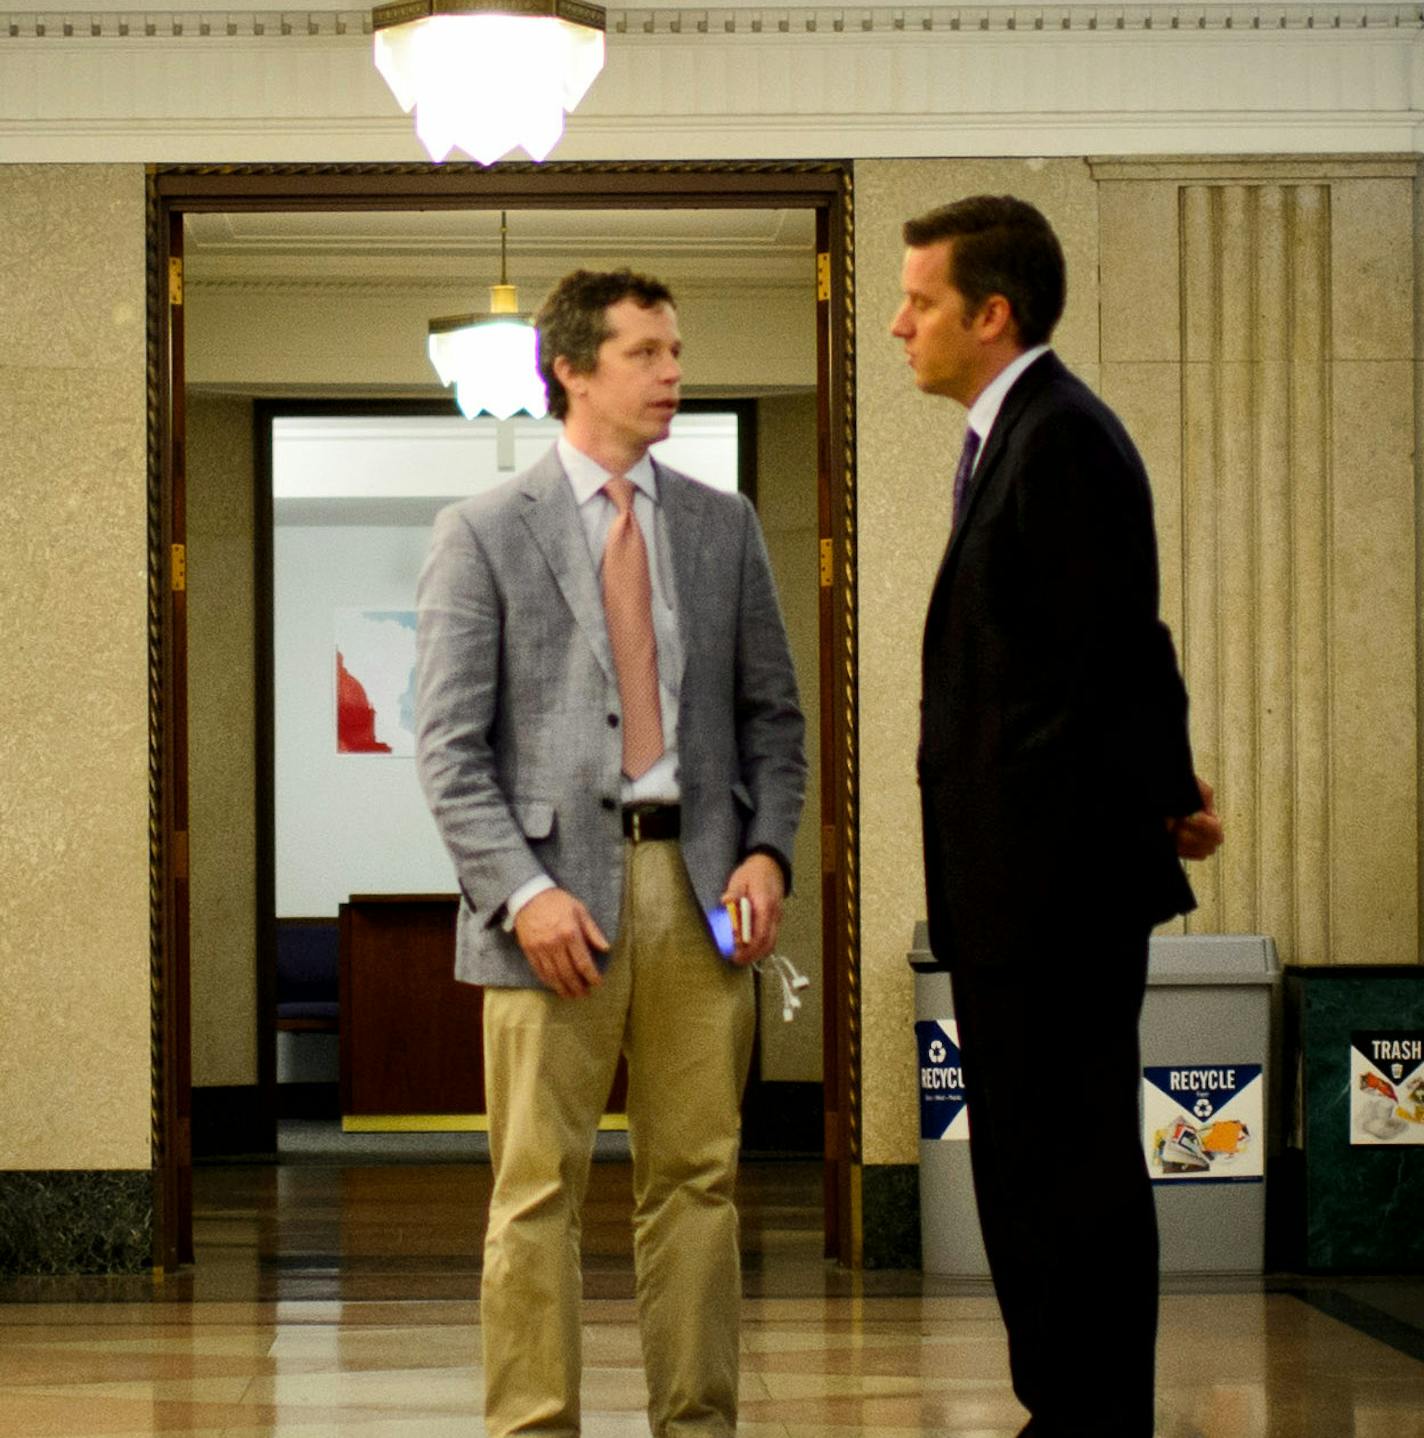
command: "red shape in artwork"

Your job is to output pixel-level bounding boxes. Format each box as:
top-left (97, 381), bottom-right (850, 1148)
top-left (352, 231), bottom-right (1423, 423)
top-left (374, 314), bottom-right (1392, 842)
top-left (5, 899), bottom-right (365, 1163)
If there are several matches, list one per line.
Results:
top-left (336, 650), bottom-right (391, 753)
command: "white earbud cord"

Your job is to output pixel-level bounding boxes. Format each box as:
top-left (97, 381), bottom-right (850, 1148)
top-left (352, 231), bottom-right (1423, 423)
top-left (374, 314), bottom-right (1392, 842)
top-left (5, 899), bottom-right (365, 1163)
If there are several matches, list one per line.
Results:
top-left (754, 952), bottom-right (811, 1022)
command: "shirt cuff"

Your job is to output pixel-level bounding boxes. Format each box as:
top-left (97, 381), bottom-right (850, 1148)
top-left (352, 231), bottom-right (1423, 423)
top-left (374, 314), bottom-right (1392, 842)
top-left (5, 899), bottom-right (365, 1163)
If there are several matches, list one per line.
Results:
top-left (746, 844), bottom-right (793, 893)
top-left (503, 875), bottom-right (556, 932)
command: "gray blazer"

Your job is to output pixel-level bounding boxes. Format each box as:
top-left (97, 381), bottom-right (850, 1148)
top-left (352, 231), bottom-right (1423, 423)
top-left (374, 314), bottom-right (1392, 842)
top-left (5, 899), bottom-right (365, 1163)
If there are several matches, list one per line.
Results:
top-left (415, 445), bottom-right (807, 988)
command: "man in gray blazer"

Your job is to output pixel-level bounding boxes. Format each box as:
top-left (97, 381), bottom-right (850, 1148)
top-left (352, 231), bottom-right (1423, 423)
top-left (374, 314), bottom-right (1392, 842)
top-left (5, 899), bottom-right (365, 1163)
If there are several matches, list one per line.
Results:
top-left (415, 268), bottom-right (806, 1438)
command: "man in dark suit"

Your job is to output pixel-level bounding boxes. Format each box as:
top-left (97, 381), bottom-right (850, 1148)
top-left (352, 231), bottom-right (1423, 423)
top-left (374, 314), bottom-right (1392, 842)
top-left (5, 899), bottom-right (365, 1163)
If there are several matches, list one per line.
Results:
top-left (416, 269), bottom-right (805, 1437)
top-left (891, 196), bottom-right (1222, 1437)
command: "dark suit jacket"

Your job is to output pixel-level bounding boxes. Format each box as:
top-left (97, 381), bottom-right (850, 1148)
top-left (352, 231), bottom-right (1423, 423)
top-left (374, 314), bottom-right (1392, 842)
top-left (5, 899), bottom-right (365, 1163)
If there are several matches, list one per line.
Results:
top-left (919, 352), bottom-right (1199, 969)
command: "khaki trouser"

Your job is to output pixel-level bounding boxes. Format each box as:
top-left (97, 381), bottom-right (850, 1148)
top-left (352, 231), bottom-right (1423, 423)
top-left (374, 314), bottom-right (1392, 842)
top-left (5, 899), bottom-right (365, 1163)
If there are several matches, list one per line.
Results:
top-left (480, 838), bottom-right (756, 1437)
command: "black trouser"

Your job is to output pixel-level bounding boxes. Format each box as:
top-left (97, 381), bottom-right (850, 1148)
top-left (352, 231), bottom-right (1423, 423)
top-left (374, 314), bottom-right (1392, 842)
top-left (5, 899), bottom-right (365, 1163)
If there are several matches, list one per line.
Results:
top-left (950, 927), bottom-right (1157, 1438)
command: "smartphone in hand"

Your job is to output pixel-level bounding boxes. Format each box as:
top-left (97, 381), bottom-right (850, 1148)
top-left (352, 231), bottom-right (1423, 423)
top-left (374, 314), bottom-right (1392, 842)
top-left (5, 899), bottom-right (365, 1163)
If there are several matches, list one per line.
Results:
top-left (707, 897), bottom-right (752, 959)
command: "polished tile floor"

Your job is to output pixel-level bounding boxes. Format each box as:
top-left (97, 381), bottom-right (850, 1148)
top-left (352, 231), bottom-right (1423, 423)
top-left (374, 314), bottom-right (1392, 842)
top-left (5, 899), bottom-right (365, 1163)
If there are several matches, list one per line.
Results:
top-left (0, 1141), bottom-right (1421, 1437)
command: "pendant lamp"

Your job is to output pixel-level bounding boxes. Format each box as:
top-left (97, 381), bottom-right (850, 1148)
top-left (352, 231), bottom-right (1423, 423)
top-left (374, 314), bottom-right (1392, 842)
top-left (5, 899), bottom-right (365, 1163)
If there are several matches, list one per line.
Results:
top-left (373, 0), bottom-right (607, 165)
top-left (427, 212), bottom-right (549, 421)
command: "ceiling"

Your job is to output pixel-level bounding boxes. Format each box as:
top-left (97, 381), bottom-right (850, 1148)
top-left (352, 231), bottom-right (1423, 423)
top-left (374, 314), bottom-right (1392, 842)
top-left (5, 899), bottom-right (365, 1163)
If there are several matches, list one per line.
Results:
top-left (184, 207), bottom-right (818, 291)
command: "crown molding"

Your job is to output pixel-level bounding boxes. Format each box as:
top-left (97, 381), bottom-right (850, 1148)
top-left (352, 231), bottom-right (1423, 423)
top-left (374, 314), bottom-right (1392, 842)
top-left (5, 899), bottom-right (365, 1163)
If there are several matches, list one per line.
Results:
top-left (1, 5), bottom-right (1420, 39)
top-left (0, 5), bottom-right (1421, 161)
top-left (1087, 152), bottom-right (1421, 175)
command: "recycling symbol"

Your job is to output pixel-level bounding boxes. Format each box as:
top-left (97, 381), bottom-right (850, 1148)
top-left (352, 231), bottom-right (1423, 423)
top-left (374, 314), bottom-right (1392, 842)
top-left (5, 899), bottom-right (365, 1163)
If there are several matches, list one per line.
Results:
top-left (928, 1039), bottom-right (946, 1064)
top-left (1193, 1096), bottom-right (1214, 1119)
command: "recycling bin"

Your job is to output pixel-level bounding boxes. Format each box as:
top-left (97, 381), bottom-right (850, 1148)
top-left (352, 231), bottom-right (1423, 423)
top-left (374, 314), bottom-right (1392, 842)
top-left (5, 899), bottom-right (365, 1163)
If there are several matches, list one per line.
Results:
top-left (909, 922), bottom-right (989, 1276)
top-left (1142, 935), bottom-right (1280, 1274)
top-left (910, 926), bottom-right (1279, 1276)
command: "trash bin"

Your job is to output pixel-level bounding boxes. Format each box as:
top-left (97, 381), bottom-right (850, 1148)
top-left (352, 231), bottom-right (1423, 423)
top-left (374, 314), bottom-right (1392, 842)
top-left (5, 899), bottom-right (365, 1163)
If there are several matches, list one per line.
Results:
top-left (1284, 964), bottom-right (1424, 1272)
top-left (1142, 935), bottom-right (1280, 1274)
top-left (910, 925), bottom-right (1279, 1277)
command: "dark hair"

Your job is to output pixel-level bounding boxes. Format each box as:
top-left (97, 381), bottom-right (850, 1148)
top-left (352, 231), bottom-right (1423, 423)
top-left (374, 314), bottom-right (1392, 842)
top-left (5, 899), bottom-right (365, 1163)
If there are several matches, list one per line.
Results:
top-left (902, 196), bottom-right (1066, 348)
top-left (535, 268), bottom-right (676, 420)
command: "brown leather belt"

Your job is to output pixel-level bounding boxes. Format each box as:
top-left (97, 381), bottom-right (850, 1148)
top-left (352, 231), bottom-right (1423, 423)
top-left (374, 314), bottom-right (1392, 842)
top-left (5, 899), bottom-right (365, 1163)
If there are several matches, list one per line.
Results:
top-left (623, 803), bottom-right (681, 843)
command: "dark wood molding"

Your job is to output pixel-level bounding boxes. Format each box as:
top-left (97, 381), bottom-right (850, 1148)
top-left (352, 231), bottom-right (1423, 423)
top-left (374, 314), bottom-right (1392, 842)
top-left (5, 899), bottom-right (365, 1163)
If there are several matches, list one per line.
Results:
top-left (149, 182), bottom-right (194, 1272)
top-left (153, 158), bottom-right (859, 1265)
top-left (152, 160), bottom-right (852, 210)
top-left (815, 175), bottom-right (860, 1264)
top-left (146, 158), bottom-right (165, 1274)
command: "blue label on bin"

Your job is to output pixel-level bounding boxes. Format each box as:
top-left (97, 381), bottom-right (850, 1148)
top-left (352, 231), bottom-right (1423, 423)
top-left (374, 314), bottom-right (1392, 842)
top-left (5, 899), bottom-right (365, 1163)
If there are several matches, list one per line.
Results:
top-left (917, 1019), bottom-right (969, 1141)
top-left (1142, 1064), bottom-right (1263, 1183)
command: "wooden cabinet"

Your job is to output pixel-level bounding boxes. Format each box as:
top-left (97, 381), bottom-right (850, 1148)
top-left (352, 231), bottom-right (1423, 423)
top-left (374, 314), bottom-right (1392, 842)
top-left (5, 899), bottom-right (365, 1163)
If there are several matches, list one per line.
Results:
top-left (339, 895), bottom-right (483, 1119)
top-left (338, 893), bottom-right (628, 1124)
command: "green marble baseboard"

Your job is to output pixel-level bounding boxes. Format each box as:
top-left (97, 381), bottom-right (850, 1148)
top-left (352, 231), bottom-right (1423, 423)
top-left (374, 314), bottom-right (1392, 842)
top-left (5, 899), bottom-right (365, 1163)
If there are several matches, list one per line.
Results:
top-left (0, 1171), bottom-right (153, 1275)
top-left (861, 1162), bottom-right (922, 1269)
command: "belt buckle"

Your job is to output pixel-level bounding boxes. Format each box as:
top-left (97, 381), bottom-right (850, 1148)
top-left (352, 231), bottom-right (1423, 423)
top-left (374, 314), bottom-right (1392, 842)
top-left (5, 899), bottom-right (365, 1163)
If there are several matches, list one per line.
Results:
top-left (630, 809), bottom-right (642, 844)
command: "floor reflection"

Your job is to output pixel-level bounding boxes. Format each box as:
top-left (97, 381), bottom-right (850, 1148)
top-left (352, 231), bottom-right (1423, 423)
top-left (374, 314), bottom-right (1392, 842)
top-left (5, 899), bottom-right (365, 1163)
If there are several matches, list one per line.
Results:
top-left (0, 1140), bottom-right (1420, 1436)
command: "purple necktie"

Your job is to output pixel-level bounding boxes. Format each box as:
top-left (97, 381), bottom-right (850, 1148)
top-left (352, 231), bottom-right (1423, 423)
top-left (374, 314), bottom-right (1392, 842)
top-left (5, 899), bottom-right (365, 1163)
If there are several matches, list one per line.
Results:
top-left (951, 427), bottom-right (982, 531)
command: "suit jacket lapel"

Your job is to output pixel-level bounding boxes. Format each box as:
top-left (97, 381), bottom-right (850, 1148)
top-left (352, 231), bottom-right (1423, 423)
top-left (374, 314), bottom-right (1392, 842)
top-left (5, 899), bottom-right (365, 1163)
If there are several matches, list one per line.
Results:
top-left (933, 351), bottom-right (1063, 591)
top-left (518, 446), bottom-right (617, 686)
top-left (656, 460), bottom-right (700, 685)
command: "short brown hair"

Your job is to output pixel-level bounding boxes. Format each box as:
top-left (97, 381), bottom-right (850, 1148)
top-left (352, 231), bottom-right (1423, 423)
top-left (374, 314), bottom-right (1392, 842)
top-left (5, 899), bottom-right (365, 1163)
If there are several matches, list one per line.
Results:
top-left (535, 269), bottom-right (676, 420)
top-left (902, 196), bottom-right (1065, 348)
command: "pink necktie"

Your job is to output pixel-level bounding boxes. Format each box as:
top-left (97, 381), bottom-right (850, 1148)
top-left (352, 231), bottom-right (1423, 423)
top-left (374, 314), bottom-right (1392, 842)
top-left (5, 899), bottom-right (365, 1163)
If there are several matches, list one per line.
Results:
top-left (602, 476), bottom-right (664, 779)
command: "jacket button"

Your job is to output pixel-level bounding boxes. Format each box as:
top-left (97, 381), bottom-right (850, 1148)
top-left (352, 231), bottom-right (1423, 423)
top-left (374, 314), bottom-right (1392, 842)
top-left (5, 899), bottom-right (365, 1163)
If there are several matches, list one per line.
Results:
top-left (607, 713), bottom-right (619, 727)
top-left (601, 797), bottom-right (616, 812)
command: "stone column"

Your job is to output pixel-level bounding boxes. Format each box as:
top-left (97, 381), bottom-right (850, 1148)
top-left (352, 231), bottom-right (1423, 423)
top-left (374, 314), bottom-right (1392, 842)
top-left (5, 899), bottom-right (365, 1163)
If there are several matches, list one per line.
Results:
top-left (1099, 158), bottom-right (1418, 967)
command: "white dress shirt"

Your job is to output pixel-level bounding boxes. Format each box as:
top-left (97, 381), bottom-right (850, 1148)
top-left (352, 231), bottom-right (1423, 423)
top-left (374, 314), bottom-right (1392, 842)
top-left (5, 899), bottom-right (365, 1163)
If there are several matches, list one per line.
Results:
top-left (505, 437), bottom-right (684, 923)
top-left (963, 344), bottom-right (1052, 471)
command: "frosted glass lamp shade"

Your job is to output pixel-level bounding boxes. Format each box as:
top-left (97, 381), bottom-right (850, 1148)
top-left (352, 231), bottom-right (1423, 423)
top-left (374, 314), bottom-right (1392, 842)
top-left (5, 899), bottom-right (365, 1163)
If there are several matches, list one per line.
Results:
top-left (373, 1), bottom-right (606, 165)
top-left (428, 319), bottom-right (549, 421)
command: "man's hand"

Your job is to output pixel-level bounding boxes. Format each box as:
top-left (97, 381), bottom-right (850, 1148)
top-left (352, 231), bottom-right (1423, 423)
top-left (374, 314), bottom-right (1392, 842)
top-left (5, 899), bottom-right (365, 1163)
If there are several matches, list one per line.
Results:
top-left (720, 853), bottom-right (785, 966)
top-left (1168, 776), bottom-right (1225, 861)
top-left (512, 887), bottom-right (609, 998)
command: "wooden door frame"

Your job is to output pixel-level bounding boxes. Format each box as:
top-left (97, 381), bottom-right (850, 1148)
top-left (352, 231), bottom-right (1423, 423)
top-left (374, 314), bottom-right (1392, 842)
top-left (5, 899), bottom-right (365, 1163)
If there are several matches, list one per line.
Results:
top-left (147, 160), bottom-right (861, 1266)
top-left (150, 199), bottom-right (193, 1271)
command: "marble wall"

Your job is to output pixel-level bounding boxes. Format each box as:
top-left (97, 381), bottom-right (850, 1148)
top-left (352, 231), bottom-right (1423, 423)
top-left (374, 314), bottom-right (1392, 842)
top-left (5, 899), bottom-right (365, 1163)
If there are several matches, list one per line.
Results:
top-left (1094, 158), bottom-right (1419, 971)
top-left (0, 165), bottom-right (151, 1172)
top-left (3, 156), bottom-right (1417, 1260)
top-left (187, 395), bottom-right (259, 1089)
top-left (854, 156), bottom-right (1421, 1170)
top-left (854, 158), bottom-right (1106, 1171)
top-left (756, 392), bottom-right (824, 1082)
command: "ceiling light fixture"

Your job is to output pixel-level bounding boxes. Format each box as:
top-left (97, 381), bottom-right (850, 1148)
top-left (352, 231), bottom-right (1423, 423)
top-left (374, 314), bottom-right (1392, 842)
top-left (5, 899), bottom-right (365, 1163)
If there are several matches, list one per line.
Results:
top-left (373, 0), bottom-right (607, 166)
top-left (427, 212), bottom-right (549, 422)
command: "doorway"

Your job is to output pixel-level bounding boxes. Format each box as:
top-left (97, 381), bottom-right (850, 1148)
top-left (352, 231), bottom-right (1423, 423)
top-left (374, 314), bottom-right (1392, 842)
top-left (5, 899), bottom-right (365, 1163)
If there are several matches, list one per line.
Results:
top-left (149, 162), bottom-right (859, 1270)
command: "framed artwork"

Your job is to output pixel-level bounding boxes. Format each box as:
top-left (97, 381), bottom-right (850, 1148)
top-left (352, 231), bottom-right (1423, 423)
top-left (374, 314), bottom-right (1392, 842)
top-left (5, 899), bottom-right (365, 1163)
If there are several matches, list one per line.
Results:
top-left (335, 609), bottom-right (417, 755)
